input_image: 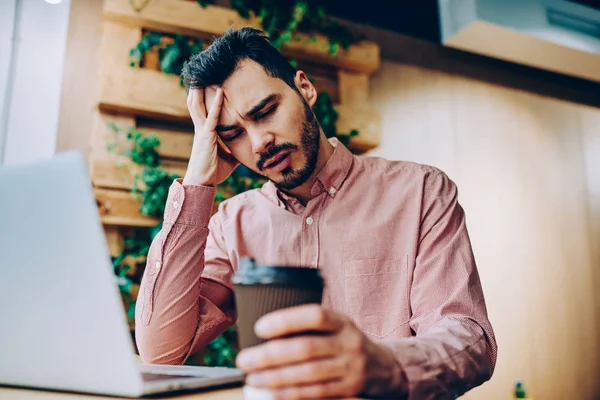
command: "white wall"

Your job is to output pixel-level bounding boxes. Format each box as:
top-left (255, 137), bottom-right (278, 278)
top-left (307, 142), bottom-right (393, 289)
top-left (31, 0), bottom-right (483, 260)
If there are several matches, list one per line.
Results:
top-left (368, 60), bottom-right (600, 399)
top-left (0, 0), bottom-right (71, 166)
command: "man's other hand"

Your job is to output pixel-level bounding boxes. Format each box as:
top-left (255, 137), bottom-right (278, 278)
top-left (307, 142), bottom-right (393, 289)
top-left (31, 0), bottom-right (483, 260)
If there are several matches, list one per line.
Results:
top-left (235, 304), bottom-right (405, 399)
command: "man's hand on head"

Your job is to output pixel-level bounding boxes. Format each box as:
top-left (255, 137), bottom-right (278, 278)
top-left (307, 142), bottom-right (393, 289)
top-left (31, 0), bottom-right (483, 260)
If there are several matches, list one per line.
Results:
top-left (235, 304), bottom-right (406, 399)
top-left (183, 87), bottom-right (239, 187)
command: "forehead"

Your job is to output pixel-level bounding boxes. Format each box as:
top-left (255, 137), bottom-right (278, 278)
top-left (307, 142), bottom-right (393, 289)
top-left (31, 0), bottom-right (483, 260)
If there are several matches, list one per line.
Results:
top-left (204, 59), bottom-right (291, 116)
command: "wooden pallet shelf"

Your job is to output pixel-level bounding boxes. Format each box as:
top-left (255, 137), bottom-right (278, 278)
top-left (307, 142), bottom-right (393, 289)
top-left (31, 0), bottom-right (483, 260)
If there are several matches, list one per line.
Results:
top-left (103, 0), bottom-right (380, 74)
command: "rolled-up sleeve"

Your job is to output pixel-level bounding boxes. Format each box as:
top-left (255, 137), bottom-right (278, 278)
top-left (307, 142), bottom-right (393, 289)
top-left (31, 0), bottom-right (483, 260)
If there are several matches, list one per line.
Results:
top-left (135, 179), bottom-right (236, 365)
top-left (384, 171), bottom-right (497, 399)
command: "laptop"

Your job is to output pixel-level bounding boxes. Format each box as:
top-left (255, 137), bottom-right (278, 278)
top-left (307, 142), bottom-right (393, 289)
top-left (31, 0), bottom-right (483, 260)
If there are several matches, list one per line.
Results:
top-left (0, 151), bottom-right (244, 397)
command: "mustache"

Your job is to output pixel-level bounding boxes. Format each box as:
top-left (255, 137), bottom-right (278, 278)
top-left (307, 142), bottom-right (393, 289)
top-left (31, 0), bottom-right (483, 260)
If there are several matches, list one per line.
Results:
top-left (257, 142), bottom-right (298, 171)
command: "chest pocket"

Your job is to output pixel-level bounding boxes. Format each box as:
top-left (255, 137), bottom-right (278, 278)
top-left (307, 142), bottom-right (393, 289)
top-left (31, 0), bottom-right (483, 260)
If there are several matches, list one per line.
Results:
top-left (344, 257), bottom-right (410, 338)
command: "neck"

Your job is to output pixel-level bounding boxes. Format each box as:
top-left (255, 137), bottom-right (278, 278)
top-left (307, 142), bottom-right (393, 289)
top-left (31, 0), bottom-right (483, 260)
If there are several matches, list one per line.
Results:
top-left (283, 134), bottom-right (334, 206)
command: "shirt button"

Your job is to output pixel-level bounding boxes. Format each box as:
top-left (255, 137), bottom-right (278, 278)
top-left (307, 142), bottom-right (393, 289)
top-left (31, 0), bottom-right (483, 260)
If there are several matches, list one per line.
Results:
top-left (329, 187), bottom-right (337, 195)
top-left (306, 216), bottom-right (314, 225)
top-left (173, 201), bottom-right (180, 210)
top-left (155, 261), bottom-right (162, 271)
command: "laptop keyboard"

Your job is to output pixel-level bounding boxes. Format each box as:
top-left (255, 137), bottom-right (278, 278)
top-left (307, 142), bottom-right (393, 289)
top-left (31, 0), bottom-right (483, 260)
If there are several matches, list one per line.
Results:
top-left (141, 372), bottom-right (207, 382)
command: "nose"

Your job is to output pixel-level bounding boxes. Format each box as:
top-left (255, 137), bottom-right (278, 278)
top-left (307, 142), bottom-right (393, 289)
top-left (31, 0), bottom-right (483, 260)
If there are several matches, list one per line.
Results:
top-left (248, 128), bottom-right (274, 155)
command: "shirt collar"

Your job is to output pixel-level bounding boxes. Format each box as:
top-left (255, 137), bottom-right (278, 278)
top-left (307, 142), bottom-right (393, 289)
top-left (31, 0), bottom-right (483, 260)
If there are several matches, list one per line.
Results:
top-left (262, 137), bottom-right (354, 205)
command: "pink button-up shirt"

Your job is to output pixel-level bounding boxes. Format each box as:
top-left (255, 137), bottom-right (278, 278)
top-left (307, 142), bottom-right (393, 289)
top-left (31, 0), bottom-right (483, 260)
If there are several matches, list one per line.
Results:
top-left (135, 138), bottom-right (497, 398)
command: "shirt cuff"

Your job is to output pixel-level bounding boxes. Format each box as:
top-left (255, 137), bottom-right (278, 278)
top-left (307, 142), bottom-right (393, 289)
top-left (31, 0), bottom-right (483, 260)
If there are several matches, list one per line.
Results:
top-left (163, 178), bottom-right (216, 227)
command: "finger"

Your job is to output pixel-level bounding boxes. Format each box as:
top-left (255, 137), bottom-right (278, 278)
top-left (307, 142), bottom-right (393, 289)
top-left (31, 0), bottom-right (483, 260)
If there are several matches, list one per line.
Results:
top-left (198, 87), bottom-right (206, 117)
top-left (186, 88), bottom-right (206, 120)
top-left (246, 355), bottom-right (352, 389)
top-left (236, 335), bottom-right (339, 372)
top-left (255, 305), bottom-right (345, 340)
top-left (273, 378), bottom-right (358, 400)
top-left (205, 87), bottom-right (223, 132)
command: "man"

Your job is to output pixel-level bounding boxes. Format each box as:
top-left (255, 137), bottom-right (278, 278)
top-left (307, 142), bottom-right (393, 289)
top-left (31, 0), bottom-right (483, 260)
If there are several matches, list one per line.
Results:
top-left (135, 27), bottom-right (497, 399)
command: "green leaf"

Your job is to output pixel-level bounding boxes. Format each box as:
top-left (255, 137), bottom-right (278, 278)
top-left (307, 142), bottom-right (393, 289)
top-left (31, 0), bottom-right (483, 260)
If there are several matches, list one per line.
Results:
top-left (159, 44), bottom-right (181, 74)
top-left (118, 265), bottom-right (132, 278)
top-left (329, 42), bottom-right (340, 56)
top-left (231, 0), bottom-right (250, 19)
top-left (119, 278), bottom-right (132, 293)
top-left (106, 121), bottom-right (120, 133)
top-left (127, 301), bottom-right (137, 320)
top-left (280, 31), bottom-right (292, 44)
top-left (150, 224), bottom-right (162, 240)
top-left (196, 0), bottom-right (213, 7)
top-left (106, 143), bottom-right (118, 152)
top-left (112, 253), bottom-right (125, 269)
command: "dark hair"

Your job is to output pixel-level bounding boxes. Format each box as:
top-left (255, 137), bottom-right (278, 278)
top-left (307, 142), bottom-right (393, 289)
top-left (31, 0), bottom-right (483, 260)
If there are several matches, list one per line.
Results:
top-left (181, 27), bottom-right (297, 92)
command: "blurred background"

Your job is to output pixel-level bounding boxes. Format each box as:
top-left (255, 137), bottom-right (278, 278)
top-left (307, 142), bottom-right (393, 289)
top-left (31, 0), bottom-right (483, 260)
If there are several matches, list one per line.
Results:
top-left (1, 0), bottom-right (599, 398)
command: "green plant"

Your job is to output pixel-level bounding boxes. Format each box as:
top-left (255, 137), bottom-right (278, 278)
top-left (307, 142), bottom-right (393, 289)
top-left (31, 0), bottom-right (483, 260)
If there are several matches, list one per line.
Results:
top-left (514, 382), bottom-right (527, 398)
top-left (130, 0), bottom-right (358, 55)
top-left (112, 227), bottom-right (158, 322)
top-left (314, 91), bottom-right (359, 147)
top-left (130, 32), bottom-right (204, 81)
top-left (199, 327), bottom-right (239, 367)
top-left (232, 0), bottom-right (358, 54)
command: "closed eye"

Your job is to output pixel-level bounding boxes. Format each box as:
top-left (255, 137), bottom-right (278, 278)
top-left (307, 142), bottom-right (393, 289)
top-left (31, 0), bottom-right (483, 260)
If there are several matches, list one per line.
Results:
top-left (221, 129), bottom-right (244, 142)
top-left (255, 105), bottom-right (277, 121)
top-left (220, 104), bottom-right (278, 142)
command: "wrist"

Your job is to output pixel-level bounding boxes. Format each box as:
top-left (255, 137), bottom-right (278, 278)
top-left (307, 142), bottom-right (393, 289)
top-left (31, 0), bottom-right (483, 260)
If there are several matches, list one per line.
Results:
top-left (182, 178), bottom-right (215, 187)
top-left (363, 341), bottom-right (408, 398)
top-left (183, 172), bottom-right (215, 187)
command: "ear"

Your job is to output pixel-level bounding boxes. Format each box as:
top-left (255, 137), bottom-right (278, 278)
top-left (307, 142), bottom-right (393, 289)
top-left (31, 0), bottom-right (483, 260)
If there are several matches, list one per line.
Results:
top-left (294, 70), bottom-right (318, 107)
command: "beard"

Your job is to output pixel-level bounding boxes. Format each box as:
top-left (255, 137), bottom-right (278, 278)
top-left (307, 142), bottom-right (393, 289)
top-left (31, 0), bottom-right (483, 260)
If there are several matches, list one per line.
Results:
top-left (256, 98), bottom-right (321, 190)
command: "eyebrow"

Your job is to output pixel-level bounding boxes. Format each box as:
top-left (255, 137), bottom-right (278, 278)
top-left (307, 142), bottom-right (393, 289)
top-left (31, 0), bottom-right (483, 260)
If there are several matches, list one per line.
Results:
top-left (215, 93), bottom-right (281, 134)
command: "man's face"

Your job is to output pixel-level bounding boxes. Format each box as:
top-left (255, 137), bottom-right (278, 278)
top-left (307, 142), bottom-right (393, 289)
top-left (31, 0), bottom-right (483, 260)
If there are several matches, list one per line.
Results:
top-left (204, 60), bottom-right (321, 190)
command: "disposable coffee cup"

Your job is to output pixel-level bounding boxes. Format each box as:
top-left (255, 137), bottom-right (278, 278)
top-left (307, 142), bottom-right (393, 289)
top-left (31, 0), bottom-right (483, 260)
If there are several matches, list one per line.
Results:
top-left (232, 257), bottom-right (324, 350)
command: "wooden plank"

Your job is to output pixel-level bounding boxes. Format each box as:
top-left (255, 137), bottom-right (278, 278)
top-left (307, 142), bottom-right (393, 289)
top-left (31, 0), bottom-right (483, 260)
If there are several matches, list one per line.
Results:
top-left (105, 226), bottom-right (124, 257)
top-left (90, 111), bottom-right (192, 166)
top-left (137, 125), bottom-right (194, 160)
top-left (338, 71), bottom-right (369, 106)
top-left (99, 66), bottom-right (189, 122)
top-left (98, 22), bottom-right (185, 120)
top-left (89, 111), bottom-right (136, 160)
top-left (337, 105), bottom-right (380, 153)
top-left (283, 35), bottom-right (380, 75)
top-left (104, 0), bottom-right (254, 40)
top-left (92, 156), bottom-right (141, 190)
top-left (337, 72), bottom-right (379, 152)
top-left (92, 157), bottom-right (187, 190)
top-left (95, 188), bottom-right (161, 227)
top-left (103, 0), bottom-right (380, 74)
top-left (100, 21), bottom-right (142, 70)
